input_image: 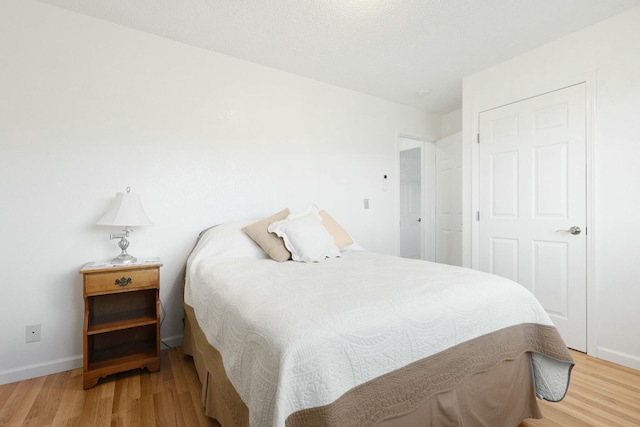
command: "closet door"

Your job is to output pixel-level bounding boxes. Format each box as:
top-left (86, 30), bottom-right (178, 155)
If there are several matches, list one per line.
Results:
top-left (478, 84), bottom-right (587, 351)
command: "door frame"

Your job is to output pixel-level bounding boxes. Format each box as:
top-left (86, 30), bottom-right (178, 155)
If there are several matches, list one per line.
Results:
top-left (468, 77), bottom-right (596, 356)
top-left (396, 134), bottom-right (435, 261)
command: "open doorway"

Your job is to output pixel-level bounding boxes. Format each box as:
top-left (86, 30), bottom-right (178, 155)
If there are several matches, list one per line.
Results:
top-left (398, 134), bottom-right (463, 264)
top-left (398, 136), bottom-right (435, 260)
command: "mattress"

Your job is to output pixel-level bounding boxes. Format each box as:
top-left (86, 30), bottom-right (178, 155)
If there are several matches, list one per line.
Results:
top-left (184, 221), bottom-right (573, 426)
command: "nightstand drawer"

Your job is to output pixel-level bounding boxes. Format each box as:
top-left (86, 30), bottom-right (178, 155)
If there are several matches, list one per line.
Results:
top-left (84, 268), bottom-right (159, 295)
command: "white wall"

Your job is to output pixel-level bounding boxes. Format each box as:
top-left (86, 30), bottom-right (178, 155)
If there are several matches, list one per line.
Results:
top-left (440, 109), bottom-right (462, 138)
top-left (462, 6), bottom-right (640, 369)
top-left (0, 0), bottom-right (439, 383)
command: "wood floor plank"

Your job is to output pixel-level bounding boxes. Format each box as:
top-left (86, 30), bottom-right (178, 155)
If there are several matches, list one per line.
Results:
top-left (0, 382), bottom-right (18, 410)
top-left (23, 370), bottom-right (70, 427)
top-left (569, 380), bottom-right (640, 421)
top-left (178, 390), bottom-right (203, 426)
top-left (112, 372), bottom-right (141, 415)
top-left (1, 348), bottom-right (638, 427)
top-left (153, 386), bottom-right (183, 427)
top-left (0, 376), bottom-right (46, 427)
top-left (75, 386), bottom-right (106, 427)
top-left (140, 362), bottom-right (163, 396)
top-left (168, 348), bottom-right (190, 395)
top-left (94, 397), bottom-right (114, 427)
top-left (139, 394), bottom-right (157, 427)
top-left (52, 369), bottom-right (85, 427)
top-left (49, 371), bottom-right (85, 427)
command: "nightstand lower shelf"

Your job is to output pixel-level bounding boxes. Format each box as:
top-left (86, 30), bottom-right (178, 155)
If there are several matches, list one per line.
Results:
top-left (84, 352), bottom-right (160, 389)
top-left (87, 311), bottom-right (158, 335)
top-left (88, 328), bottom-right (156, 362)
top-left (88, 345), bottom-right (159, 371)
top-left (84, 327), bottom-right (160, 389)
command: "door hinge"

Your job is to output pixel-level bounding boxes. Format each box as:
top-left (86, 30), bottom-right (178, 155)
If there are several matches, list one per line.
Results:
top-left (476, 211), bottom-right (480, 221)
top-left (477, 133), bottom-right (480, 144)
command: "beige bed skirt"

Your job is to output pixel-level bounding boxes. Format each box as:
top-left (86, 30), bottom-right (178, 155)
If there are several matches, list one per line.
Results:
top-left (183, 304), bottom-right (570, 426)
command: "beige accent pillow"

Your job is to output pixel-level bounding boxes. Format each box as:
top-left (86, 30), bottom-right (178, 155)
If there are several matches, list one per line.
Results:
top-left (319, 210), bottom-right (353, 248)
top-left (242, 208), bottom-right (291, 262)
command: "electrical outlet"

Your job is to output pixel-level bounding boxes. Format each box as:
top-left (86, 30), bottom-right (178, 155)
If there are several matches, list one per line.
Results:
top-left (26, 324), bottom-right (41, 343)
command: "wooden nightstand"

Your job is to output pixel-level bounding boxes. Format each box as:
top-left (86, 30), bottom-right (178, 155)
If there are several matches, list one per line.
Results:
top-left (80, 259), bottom-right (162, 389)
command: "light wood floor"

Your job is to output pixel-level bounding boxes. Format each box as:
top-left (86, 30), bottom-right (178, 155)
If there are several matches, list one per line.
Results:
top-left (519, 350), bottom-right (640, 427)
top-left (1, 348), bottom-right (638, 426)
top-left (0, 347), bottom-right (218, 427)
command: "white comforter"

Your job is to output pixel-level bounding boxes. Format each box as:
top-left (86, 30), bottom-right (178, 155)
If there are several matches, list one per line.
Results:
top-left (184, 222), bottom-right (571, 427)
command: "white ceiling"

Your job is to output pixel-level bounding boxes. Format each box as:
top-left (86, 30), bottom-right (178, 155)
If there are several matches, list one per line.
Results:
top-left (40, 0), bottom-right (640, 114)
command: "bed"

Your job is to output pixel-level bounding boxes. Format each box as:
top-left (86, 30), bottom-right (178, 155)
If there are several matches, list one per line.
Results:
top-left (183, 213), bottom-right (574, 427)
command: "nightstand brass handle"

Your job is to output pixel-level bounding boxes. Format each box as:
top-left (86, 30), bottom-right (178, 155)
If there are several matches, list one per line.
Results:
top-left (115, 277), bottom-right (132, 287)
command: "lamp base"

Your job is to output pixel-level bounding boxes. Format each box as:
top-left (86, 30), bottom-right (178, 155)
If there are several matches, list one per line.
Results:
top-left (109, 230), bottom-right (137, 264)
top-left (110, 253), bottom-right (138, 265)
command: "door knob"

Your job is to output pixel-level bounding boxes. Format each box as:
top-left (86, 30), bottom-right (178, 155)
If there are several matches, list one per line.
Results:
top-left (417, 218), bottom-right (422, 222)
top-left (556, 226), bottom-right (581, 235)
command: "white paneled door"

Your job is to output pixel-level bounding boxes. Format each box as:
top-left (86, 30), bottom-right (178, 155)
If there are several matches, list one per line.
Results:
top-left (436, 133), bottom-right (463, 266)
top-left (478, 84), bottom-right (587, 351)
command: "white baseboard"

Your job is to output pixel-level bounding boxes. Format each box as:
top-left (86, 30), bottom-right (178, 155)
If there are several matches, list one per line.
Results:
top-left (0, 355), bottom-right (83, 386)
top-left (597, 346), bottom-right (640, 371)
top-left (0, 334), bottom-right (185, 386)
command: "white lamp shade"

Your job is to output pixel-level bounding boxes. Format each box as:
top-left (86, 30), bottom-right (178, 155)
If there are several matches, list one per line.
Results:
top-left (96, 192), bottom-right (153, 227)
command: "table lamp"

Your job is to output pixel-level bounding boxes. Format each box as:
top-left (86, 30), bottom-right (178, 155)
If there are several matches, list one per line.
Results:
top-left (96, 187), bottom-right (152, 264)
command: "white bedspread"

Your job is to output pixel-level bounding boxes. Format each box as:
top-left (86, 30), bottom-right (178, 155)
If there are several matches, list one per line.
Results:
top-left (184, 222), bottom-right (571, 427)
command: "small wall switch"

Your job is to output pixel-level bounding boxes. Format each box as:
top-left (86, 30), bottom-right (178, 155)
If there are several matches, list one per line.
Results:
top-left (26, 324), bottom-right (41, 343)
top-left (364, 199), bottom-right (370, 209)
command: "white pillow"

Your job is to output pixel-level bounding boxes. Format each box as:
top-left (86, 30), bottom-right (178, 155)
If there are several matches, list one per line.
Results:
top-left (189, 220), bottom-right (269, 264)
top-left (268, 208), bottom-right (340, 263)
